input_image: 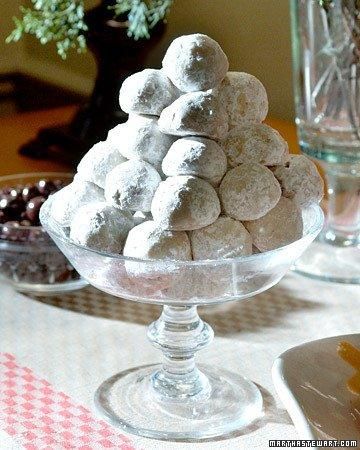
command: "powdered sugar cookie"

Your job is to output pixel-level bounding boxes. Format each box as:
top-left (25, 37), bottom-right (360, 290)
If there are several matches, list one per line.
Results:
top-left (162, 137), bottom-right (227, 186)
top-left (162, 34), bottom-right (228, 92)
top-left (151, 175), bottom-right (221, 230)
top-left (158, 91), bottom-right (228, 140)
top-left (119, 69), bottom-right (179, 116)
top-left (223, 123), bottom-right (289, 167)
top-left (272, 155), bottom-right (324, 207)
top-left (244, 197), bottom-right (303, 252)
top-left (219, 163), bottom-right (281, 220)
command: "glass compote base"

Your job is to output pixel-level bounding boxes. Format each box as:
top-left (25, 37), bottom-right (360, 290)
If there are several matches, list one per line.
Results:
top-left (95, 362), bottom-right (262, 440)
top-left (293, 239), bottom-right (360, 284)
top-left (294, 149), bottom-right (360, 284)
top-left (40, 199), bottom-right (323, 441)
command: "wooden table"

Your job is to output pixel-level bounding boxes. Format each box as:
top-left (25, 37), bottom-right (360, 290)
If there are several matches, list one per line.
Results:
top-left (0, 106), bottom-right (74, 176)
top-left (0, 106), bottom-right (299, 176)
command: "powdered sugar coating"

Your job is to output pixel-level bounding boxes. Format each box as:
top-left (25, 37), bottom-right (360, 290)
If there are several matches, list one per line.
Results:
top-left (244, 197), bottom-right (303, 252)
top-left (76, 141), bottom-right (127, 188)
top-left (217, 72), bottom-right (268, 129)
top-left (123, 220), bottom-right (192, 260)
top-left (133, 211), bottom-right (152, 225)
top-left (189, 216), bottom-right (252, 260)
top-left (162, 137), bottom-right (227, 186)
top-left (162, 34), bottom-right (229, 92)
top-left (158, 91), bottom-right (228, 140)
top-left (272, 155), bottom-right (324, 207)
top-left (107, 115), bottom-right (175, 170)
top-left (223, 123), bottom-right (289, 167)
top-left (70, 202), bottom-right (134, 253)
top-left (151, 175), bottom-right (221, 231)
top-left (219, 163), bottom-right (281, 221)
top-left (105, 160), bottom-right (161, 212)
top-left (106, 122), bottom-right (126, 151)
top-left (50, 179), bottom-right (104, 227)
top-left (119, 69), bottom-right (179, 116)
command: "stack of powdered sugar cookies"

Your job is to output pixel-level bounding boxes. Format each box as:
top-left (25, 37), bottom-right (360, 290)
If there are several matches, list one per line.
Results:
top-left (48, 33), bottom-right (324, 263)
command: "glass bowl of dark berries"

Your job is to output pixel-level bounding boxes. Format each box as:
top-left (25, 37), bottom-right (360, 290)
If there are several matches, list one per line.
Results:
top-left (0, 173), bottom-right (87, 294)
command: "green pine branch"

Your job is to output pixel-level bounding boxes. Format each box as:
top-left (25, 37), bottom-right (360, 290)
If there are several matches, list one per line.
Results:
top-left (6, 1), bottom-right (88, 59)
top-left (113, 0), bottom-right (173, 40)
top-left (6, 0), bottom-right (173, 59)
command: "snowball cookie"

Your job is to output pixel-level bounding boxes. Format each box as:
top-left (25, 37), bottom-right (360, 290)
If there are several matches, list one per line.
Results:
top-left (244, 197), bottom-right (303, 252)
top-left (123, 220), bottom-right (192, 261)
top-left (272, 155), bottom-right (324, 207)
top-left (223, 123), bottom-right (289, 167)
top-left (70, 202), bottom-right (133, 253)
top-left (95, 262), bottom-right (174, 297)
top-left (189, 216), bottom-right (252, 260)
top-left (164, 266), bottom-right (230, 301)
top-left (76, 141), bottom-right (126, 189)
top-left (219, 163), bottom-right (281, 221)
top-left (119, 69), bottom-right (178, 116)
top-left (151, 175), bottom-right (221, 231)
top-left (107, 115), bottom-right (175, 169)
top-left (162, 34), bottom-right (229, 92)
top-left (217, 72), bottom-right (268, 129)
top-left (106, 122), bottom-right (126, 150)
top-left (105, 160), bottom-right (161, 212)
top-left (159, 91), bottom-right (228, 140)
top-left (162, 137), bottom-right (227, 186)
top-left (51, 180), bottom-right (104, 227)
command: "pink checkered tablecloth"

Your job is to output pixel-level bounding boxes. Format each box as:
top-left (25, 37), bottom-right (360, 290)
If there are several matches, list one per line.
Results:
top-left (0, 353), bottom-right (133, 450)
top-left (1, 273), bottom-right (360, 449)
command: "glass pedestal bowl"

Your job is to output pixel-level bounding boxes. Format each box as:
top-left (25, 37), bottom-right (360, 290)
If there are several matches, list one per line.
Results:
top-left (40, 199), bottom-right (323, 441)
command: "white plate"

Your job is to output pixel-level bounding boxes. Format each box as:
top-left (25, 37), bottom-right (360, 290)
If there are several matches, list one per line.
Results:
top-left (272, 334), bottom-right (360, 442)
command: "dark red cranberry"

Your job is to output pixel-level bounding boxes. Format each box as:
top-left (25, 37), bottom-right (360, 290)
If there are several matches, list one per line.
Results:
top-left (0, 195), bottom-right (26, 220)
top-left (1, 221), bottom-right (20, 241)
top-left (0, 197), bottom-right (8, 211)
top-left (37, 180), bottom-right (57, 196)
top-left (54, 179), bottom-right (66, 190)
top-left (0, 211), bottom-right (8, 223)
top-left (0, 178), bottom-right (66, 231)
top-left (22, 185), bottom-right (40, 202)
top-left (2, 220), bottom-right (19, 228)
top-left (25, 196), bottom-right (46, 225)
top-left (9, 188), bottom-right (21, 199)
top-left (1, 220), bottom-right (31, 242)
top-left (27, 228), bottom-right (44, 242)
top-left (0, 187), bottom-right (13, 198)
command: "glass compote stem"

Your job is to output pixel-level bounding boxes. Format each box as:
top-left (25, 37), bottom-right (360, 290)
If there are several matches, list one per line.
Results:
top-left (95, 302), bottom-right (263, 440)
top-left (148, 305), bottom-right (213, 400)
